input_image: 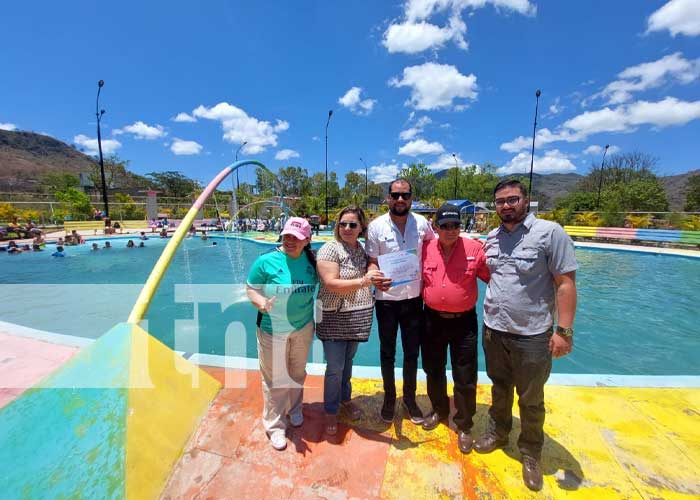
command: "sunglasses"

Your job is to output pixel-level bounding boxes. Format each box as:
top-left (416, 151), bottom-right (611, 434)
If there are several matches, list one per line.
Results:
top-left (389, 192), bottom-right (412, 200)
top-left (439, 222), bottom-right (460, 230)
top-left (494, 196), bottom-right (521, 207)
top-left (339, 221), bottom-right (359, 229)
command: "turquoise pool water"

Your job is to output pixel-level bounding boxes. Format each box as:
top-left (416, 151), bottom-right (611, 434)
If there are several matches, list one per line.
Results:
top-left (1, 235), bottom-right (698, 375)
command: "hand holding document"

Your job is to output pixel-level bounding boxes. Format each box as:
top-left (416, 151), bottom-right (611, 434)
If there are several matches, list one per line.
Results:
top-left (377, 249), bottom-right (420, 287)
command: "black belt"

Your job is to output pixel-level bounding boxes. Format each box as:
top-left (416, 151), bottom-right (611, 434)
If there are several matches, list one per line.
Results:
top-left (427, 307), bottom-right (474, 319)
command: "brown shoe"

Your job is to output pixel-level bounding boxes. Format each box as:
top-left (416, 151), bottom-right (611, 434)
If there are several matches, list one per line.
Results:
top-left (522, 454), bottom-right (543, 491)
top-left (474, 431), bottom-right (508, 454)
top-left (421, 412), bottom-right (446, 431)
top-left (458, 431), bottom-right (473, 454)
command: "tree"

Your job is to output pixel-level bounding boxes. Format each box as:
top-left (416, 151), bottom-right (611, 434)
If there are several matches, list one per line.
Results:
top-left (113, 193), bottom-right (146, 220)
top-left (602, 179), bottom-right (668, 212)
top-left (146, 171), bottom-right (200, 198)
top-left (40, 172), bottom-right (80, 194)
top-left (54, 187), bottom-right (93, 219)
top-left (684, 174), bottom-right (700, 211)
top-left (277, 166), bottom-right (309, 195)
top-left (254, 167), bottom-right (277, 196)
top-left (398, 162), bottom-right (435, 200)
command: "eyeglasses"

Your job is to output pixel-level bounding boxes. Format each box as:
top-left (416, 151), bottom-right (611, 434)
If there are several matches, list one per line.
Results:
top-left (389, 192), bottom-right (412, 200)
top-left (338, 221), bottom-right (359, 229)
top-left (494, 196), bottom-right (521, 207)
top-left (439, 222), bottom-right (460, 230)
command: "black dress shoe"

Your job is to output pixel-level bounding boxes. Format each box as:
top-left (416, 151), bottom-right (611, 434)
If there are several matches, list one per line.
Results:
top-left (421, 412), bottom-right (445, 431)
top-left (474, 431), bottom-right (508, 454)
top-left (522, 454), bottom-right (543, 491)
top-left (458, 431), bottom-right (473, 454)
top-left (380, 397), bottom-right (396, 423)
top-left (402, 399), bottom-right (424, 424)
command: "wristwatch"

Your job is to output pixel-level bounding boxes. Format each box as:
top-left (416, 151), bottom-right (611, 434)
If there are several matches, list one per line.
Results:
top-left (556, 326), bottom-right (574, 338)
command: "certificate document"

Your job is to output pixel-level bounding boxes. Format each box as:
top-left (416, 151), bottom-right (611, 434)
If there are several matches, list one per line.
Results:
top-left (378, 249), bottom-right (420, 286)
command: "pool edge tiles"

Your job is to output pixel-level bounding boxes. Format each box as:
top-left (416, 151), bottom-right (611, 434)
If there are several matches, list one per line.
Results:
top-left (0, 322), bottom-right (221, 500)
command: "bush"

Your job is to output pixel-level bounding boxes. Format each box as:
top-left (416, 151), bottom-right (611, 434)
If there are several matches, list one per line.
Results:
top-left (0, 202), bottom-right (18, 222)
top-left (681, 215), bottom-right (700, 231)
top-left (601, 200), bottom-right (625, 227)
top-left (625, 214), bottom-right (653, 228)
top-left (574, 212), bottom-right (602, 227)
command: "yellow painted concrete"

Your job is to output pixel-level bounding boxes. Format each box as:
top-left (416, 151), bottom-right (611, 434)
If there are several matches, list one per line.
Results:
top-left (125, 324), bottom-right (220, 500)
top-left (350, 379), bottom-right (700, 498)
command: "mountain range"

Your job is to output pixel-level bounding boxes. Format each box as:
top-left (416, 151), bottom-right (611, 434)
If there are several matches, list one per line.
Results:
top-left (0, 129), bottom-right (696, 209)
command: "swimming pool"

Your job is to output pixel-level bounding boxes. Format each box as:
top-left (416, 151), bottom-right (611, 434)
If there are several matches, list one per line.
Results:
top-left (1, 235), bottom-right (698, 375)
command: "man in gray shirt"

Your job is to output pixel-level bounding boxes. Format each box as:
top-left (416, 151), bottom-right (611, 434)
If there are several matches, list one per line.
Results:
top-left (475, 179), bottom-right (578, 492)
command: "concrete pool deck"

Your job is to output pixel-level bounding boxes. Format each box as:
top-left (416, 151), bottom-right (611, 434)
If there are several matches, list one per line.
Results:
top-left (1, 327), bottom-right (699, 499)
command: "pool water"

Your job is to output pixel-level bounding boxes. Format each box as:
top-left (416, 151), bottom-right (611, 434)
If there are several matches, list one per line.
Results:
top-left (1, 236), bottom-right (698, 375)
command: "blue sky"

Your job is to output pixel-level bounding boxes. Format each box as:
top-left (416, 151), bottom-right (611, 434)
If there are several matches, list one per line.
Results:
top-left (2, 0), bottom-right (699, 186)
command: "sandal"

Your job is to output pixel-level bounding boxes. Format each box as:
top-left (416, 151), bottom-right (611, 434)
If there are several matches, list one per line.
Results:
top-left (325, 413), bottom-right (338, 436)
top-left (341, 400), bottom-right (362, 421)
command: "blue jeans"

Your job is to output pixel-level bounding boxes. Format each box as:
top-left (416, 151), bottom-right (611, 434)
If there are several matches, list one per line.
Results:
top-left (323, 340), bottom-right (359, 415)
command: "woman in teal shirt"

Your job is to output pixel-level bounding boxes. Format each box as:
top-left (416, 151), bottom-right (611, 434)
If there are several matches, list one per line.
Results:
top-left (246, 217), bottom-right (318, 451)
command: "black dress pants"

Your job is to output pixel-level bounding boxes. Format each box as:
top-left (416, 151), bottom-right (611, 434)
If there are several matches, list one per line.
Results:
top-left (375, 297), bottom-right (423, 403)
top-left (423, 307), bottom-right (478, 432)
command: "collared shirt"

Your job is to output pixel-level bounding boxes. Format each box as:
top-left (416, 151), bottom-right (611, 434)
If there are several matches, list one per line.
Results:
top-left (422, 237), bottom-right (490, 313)
top-left (366, 212), bottom-right (435, 301)
top-left (483, 213), bottom-right (578, 335)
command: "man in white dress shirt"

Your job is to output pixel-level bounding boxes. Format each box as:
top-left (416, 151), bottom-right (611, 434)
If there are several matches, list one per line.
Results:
top-left (366, 178), bottom-right (435, 424)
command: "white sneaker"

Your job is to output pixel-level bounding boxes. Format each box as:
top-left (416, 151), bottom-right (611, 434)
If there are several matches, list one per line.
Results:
top-left (270, 431), bottom-right (287, 451)
top-left (289, 411), bottom-right (304, 428)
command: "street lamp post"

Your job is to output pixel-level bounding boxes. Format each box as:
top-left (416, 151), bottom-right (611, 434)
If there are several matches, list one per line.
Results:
top-left (596, 144), bottom-right (610, 210)
top-left (96, 80), bottom-right (109, 218)
top-left (235, 141), bottom-right (247, 191)
top-left (359, 157), bottom-right (368, 204)
top-left (528, 89), bottom-right (542, 198)
top-left (325, 110), bottom-right (333, 224)
top-left (452, 153), bottom-right (459, 199)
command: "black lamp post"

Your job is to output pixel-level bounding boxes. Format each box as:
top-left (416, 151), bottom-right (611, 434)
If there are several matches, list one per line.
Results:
top-left (359, 156), bottom-right (368, 203)
top-left (96, 80), bottom-right (109, 218)
top-left (596, 144), bottom-right (610, 210)
top-left (235, 141), bottom-right (247, 191)
top-left (528, 89), bottom-right (542, 198)
top-left (325, 109), bottom-right (333, 223)
top-left (452, 153), bottom-right (459, 199)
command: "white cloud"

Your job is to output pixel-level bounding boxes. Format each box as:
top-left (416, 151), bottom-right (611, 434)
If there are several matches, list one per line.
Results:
top-left (399, 115), bottom-right (432, 140)
top-left (398, 138), bottom-right (446, 156)
top-left (583, 144), bottom-right (621, 156)
top-left (547, 97), bottom-right (563, 116)
top-left (384, 0), bottom-right (535, 54)
top-left (73, 134), bottom-right (121, 155)
top-left (383, 16), bottom-right (467, 54)
top-left (647, 0), bottom-right (700, 37)
top-left (113, 121), bottom-right (167, 140)
top-left (312, 136), bottom-right (320, 141)
top-left (170, 138), bottom-right (203, 156)
top-left (593, 53), bottom-right (700, 105)
top-left (275, 149), bottom-right (300, 161)
top-left (192, 102), bottom-right (289, 154)
top-left (425, 153), bottom-right (478, 172)
top-left (498, 150), bottom-right (576, 175)
top-left (500, 127), bottom-right (582, 153)
top-left (368, 162), bottom-right (403, 183)
top-left (501, 97), bottom-right (700, 151)
top-left (338, 87), bottom-right (377, 115)
top-left (389, 62), bottom-right (478, 111)
top-left (172, 112), bottom-right (197, 123)
top-left (0, 122), bottom-right (17, 131)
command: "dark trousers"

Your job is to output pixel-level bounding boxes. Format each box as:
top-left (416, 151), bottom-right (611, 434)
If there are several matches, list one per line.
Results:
top-left (375, 297), bottom-right (423, 403)
top-left (423, 307), bottom-right (478, 432)
top-left (482, 324), bottom-right (552, 459)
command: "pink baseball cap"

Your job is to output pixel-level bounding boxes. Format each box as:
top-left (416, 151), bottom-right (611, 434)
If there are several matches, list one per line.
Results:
top-left (281, 217), bottom-right (312, 240)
